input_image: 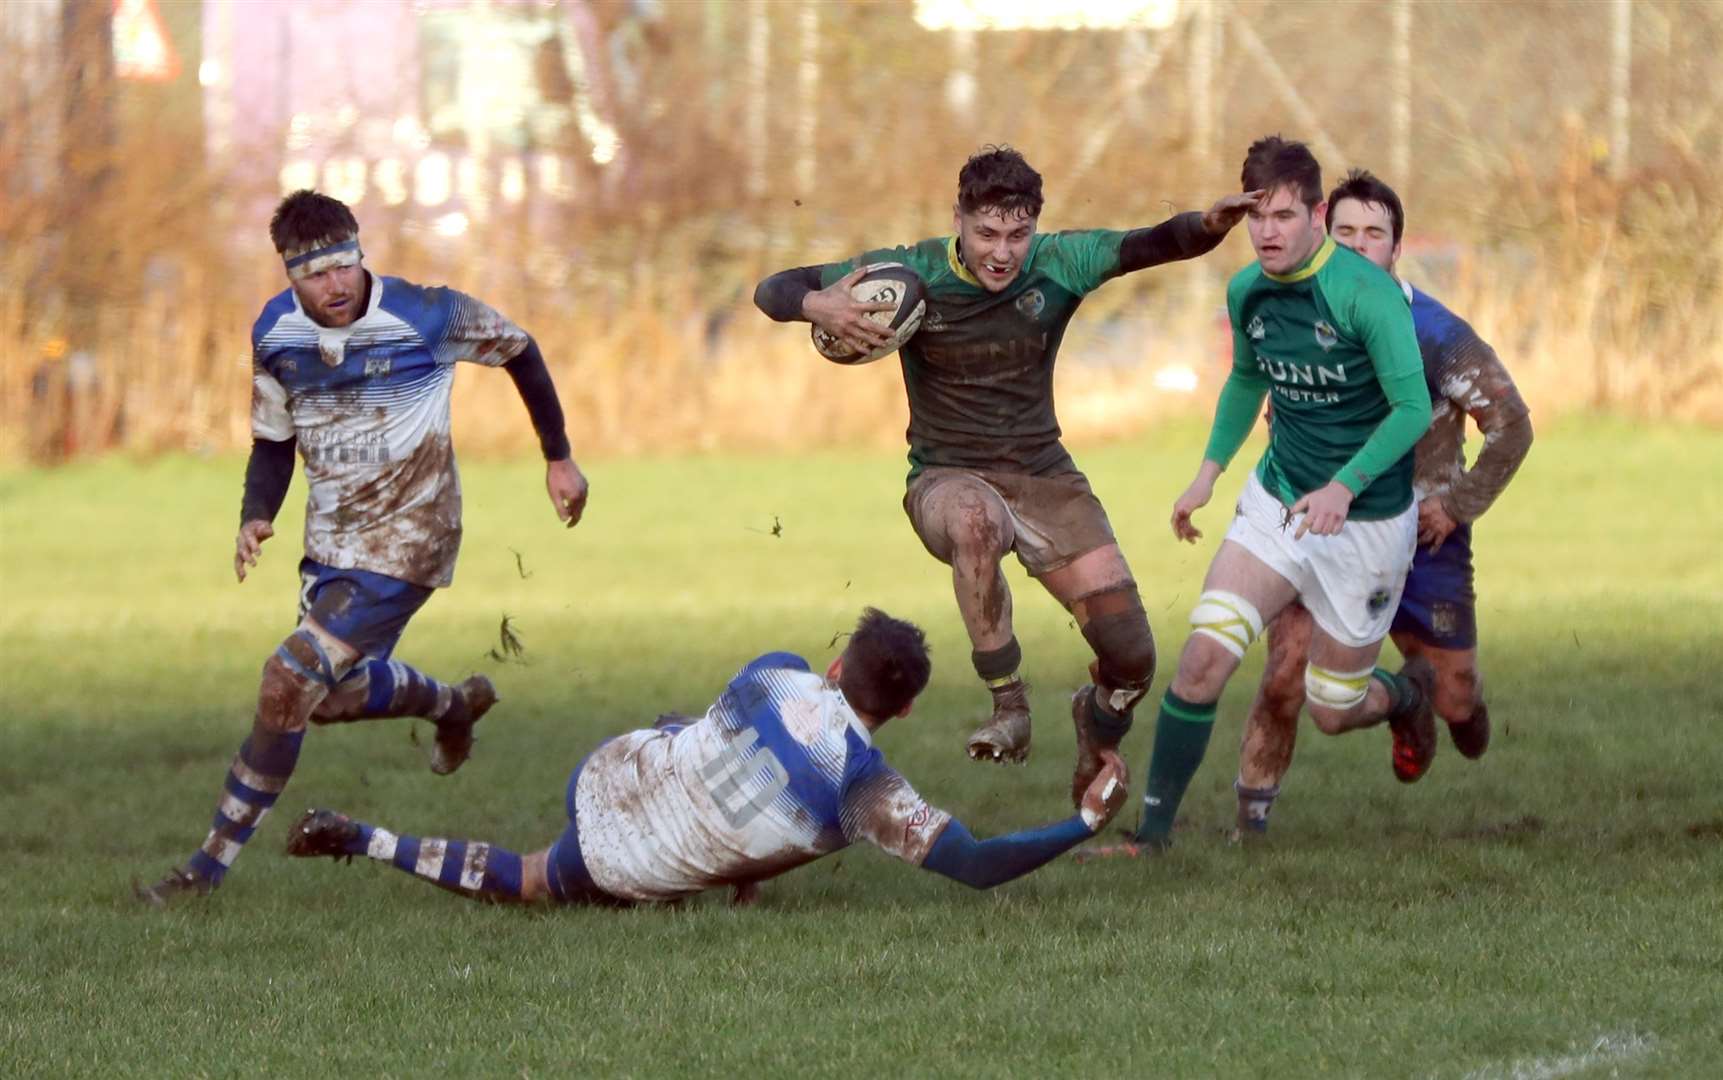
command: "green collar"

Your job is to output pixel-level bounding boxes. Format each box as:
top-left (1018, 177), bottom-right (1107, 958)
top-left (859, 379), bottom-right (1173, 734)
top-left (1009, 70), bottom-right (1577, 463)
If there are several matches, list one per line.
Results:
top-left (1263, 235), bottom-right (1335, 283)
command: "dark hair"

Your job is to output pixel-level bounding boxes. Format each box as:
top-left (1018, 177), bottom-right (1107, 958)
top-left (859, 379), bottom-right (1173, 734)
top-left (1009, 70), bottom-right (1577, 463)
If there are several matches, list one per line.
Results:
top-left (957, 145), bottom-right (1044, 219)
top-left (269, 189), bottom-right (359, 254)
top-left (838, 608), bottom-right (932, 720)
top-left (1240, 135), bottom-right (1323, 209)
top-left (1325, 168), bottom-right (1405, 245)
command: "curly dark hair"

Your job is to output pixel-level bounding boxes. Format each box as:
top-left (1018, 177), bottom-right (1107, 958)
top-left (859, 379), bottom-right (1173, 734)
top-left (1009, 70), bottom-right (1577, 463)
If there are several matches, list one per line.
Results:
top-left (1240, 135), bottom-right (1323, 209)
top-left (1325, 168), bottom-right (1405, 245)
top-left (838, 608), bottom-right (932, 720)
top-left (268, 189), bottom-right (359, 254)
top-left (957, 145), bottom-right (1044, 219)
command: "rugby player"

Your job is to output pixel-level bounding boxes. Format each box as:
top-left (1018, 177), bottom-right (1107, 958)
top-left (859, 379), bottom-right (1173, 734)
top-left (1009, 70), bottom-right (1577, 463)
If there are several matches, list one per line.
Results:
top-left (1084, 136), bottom-right (1436, 857)
top-left (753, 146), bottom-right (1256, 806)
top-left (283, 608), bottom-right (1130, 905)
top-left (1231, 169), bottom-right (1533, 836)
top-left (136, 190), bottom-right (588, 905)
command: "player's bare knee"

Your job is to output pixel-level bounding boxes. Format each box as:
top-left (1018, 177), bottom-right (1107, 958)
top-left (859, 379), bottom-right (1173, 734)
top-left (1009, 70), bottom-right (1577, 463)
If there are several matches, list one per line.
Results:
top-left (1172, 636), bottom-right (1234, 701)
top-left (1304, 663), bottom-right (1373, 735)
top-left (1435, 668), bottom-right (1481, 722)
top-left (1305, 703), bottom-right (1355, 736)
top-left (1175, 589), bottom-right (1261, 697)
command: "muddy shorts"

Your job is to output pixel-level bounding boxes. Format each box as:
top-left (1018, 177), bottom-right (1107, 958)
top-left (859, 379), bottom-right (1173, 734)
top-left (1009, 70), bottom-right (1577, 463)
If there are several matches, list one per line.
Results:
top-left (296, 557), bottom-right (433, 659)
top-left (903, 467), bottom-right (1117, 576)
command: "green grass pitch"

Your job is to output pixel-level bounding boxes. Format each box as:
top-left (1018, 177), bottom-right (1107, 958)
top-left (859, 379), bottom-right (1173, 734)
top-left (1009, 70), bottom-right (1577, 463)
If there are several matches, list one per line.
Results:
top-left (2, 419), bottom-right (1719, 1077)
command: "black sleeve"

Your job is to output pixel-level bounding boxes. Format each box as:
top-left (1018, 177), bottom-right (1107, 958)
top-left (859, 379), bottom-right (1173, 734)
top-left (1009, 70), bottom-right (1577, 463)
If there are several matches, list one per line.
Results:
top-left (752, 265), bottom-right (828, 322)
top-left (1117, 211), bottom-right (1222, 274)
top-left (502, 337), bottom-right (572, 462)
top-left (240, 436), bottom-right (296, 526)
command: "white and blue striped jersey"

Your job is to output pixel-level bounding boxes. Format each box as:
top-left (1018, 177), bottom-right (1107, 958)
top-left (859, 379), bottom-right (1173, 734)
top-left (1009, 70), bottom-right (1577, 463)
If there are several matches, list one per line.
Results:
top-left (249, 273), bottom-right (528, 587)
top-left (572, 652), bottom-right (953, 903)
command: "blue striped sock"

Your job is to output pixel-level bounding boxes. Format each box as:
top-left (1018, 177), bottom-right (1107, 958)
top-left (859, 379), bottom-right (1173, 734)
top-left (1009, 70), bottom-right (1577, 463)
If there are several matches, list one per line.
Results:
top-left (186, 727), bottom-right (304, 886)
top-left (355, 825), bottom-right (524, 900)
top-left (361, 660), bottom-right (455, 720)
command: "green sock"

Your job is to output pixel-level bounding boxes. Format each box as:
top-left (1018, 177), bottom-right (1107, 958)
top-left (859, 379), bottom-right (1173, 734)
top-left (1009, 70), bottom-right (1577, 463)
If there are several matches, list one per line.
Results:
top-left (1134, 691), bottom-right (1217, 845)
top-left (1371, 667), bottom-right (1409, 719)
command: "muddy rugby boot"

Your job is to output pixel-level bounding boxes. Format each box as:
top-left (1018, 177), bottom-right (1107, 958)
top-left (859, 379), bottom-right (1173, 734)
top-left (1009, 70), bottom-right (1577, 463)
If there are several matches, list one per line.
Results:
top-left (133, 865), bottom-right (213, 908)
top-left (966, 680), bottom-right (1032, 764)
top-left (284, 809), bottom-right (362, 861)
top-left (1447, 698), bottom-right (1491, 759)
top-left (431, 675), bottom-right (498, 776)
top-left (1388, 656), bottom-right (1439, 783)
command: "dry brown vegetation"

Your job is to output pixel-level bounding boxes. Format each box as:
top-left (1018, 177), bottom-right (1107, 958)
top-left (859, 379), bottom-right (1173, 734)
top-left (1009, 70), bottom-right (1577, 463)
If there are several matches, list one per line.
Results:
top-left (2, 0), bottom-right (1719, 464)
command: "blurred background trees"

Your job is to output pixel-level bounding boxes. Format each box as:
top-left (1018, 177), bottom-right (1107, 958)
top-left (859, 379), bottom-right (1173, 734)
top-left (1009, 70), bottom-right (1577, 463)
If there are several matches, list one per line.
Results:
top-left (2, 0), bottom-right (1719, 463)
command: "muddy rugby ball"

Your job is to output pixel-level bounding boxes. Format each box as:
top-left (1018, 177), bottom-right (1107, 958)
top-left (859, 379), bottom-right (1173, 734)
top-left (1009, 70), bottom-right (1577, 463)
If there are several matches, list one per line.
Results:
top-left (811, 262), bottom-right (927, 365)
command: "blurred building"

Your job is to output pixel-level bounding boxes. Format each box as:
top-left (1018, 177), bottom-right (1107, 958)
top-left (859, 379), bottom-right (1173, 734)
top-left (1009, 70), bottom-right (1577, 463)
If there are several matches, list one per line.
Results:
top-left (200, 0), bottom-right (654, 240)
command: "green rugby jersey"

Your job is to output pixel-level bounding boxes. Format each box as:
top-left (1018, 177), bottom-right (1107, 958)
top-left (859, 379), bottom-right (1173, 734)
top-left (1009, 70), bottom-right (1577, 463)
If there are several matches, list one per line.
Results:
top-left (1204, 237), bottom-right (1431, 520)
top-left (823, 230), bottom-right (1128, 479)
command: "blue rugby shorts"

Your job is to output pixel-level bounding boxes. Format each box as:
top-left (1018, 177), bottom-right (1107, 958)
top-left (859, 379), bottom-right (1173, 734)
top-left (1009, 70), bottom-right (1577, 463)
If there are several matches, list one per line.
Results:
top-left (1390, 523), bottom-right (1477, 650)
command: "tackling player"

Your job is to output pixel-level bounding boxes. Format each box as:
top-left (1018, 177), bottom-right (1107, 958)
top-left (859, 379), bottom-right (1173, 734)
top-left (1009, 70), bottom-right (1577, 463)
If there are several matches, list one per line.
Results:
top-left (136, 190), bottom-right (589, 905)
top-left (284, 608), bottom-right (1130, 905)
top-left (753, 146), bottom-right (1256, 807)
top-left (1084, 136), bottom-right (1436, 857)
top-left (1231, 169), bottom-right (1534, 836)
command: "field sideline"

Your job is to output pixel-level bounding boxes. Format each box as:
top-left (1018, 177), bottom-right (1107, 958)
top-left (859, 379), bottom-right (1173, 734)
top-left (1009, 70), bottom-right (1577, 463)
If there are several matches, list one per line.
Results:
top-left (2, 419), bottom-right (1719, 1077)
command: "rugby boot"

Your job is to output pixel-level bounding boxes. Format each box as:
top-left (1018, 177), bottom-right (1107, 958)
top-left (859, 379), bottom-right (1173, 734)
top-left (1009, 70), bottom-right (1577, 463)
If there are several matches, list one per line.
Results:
top-left (1388, 655), bottom-right (1438, 783)
top-left (1447, 698), bottom-right (1491, 759)
top-left (1073, 828), bottom-right (1170, 863)
top-left (133, 865), bottom-right (213, 908)
top-left (965, 680), bottom-right (1032, 764)
top-left (431, 675), bottom-right (498, 776)
top-left (284, 809), bottom-right (362, 860)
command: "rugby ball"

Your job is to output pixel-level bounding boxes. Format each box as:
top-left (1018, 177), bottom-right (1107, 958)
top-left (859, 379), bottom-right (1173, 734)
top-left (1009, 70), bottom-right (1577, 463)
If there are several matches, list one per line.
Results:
top-left (810, 262), bottom-right (927, 365)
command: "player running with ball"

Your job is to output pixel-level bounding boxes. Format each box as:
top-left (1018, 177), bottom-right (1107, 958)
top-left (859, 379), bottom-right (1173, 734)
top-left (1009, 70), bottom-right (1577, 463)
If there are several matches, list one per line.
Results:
top-left (754, 146), bottom-right (1255, 808)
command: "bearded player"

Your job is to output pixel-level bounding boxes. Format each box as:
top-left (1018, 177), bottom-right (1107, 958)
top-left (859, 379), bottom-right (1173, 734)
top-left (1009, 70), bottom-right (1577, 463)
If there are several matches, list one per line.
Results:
top-left (136, 190), bottom-right (588, 904)
top-left (1230, 169), bottom-right (1534, 836)
top-left (754, 146), bottom-right (1256, 807)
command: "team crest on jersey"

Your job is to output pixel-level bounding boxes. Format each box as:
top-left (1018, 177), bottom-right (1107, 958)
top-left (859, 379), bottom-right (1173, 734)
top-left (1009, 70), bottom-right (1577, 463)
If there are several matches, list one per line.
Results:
top-left (1015, 289), bottom-right (1045, 318)
top-left (280, 358), bottom-right (298, 375)
top-left (1248, 315), bottom-right (1266, 341)
top-left (1313, 320), bottom-right (1338, 352)
top-left (924, 308), bottom-right (947, 333)
top-left (364, 355), bottom-right (392, 378)
top-left (1366, 587), bottom-right (1392, 616)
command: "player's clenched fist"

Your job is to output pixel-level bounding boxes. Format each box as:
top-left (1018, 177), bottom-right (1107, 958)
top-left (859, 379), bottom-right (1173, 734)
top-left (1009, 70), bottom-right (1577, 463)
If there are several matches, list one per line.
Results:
top-left (1078, 749), bottom-right (1129, 833)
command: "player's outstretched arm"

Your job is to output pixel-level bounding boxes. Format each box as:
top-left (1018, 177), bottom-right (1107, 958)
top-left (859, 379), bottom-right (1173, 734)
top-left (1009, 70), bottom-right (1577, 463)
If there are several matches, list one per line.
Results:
top-left (235, 436), bottom-right (295, 582)
top-left (1116, 191), bottom-right (1262, 275)
top-left (920, 752), bottom-right (1128, 889)
top-left (501, 337), bottom-right (587, 527)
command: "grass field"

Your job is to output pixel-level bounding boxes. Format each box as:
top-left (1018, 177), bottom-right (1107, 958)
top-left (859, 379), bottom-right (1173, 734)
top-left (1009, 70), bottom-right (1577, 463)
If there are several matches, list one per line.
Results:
top-left (2, 419), bottom-right (1720, 1078)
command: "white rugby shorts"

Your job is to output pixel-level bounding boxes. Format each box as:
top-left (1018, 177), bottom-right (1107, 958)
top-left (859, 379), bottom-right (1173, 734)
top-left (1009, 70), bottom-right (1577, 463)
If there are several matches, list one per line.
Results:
top-left (1224, 471), bottom-right (1416, 647)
